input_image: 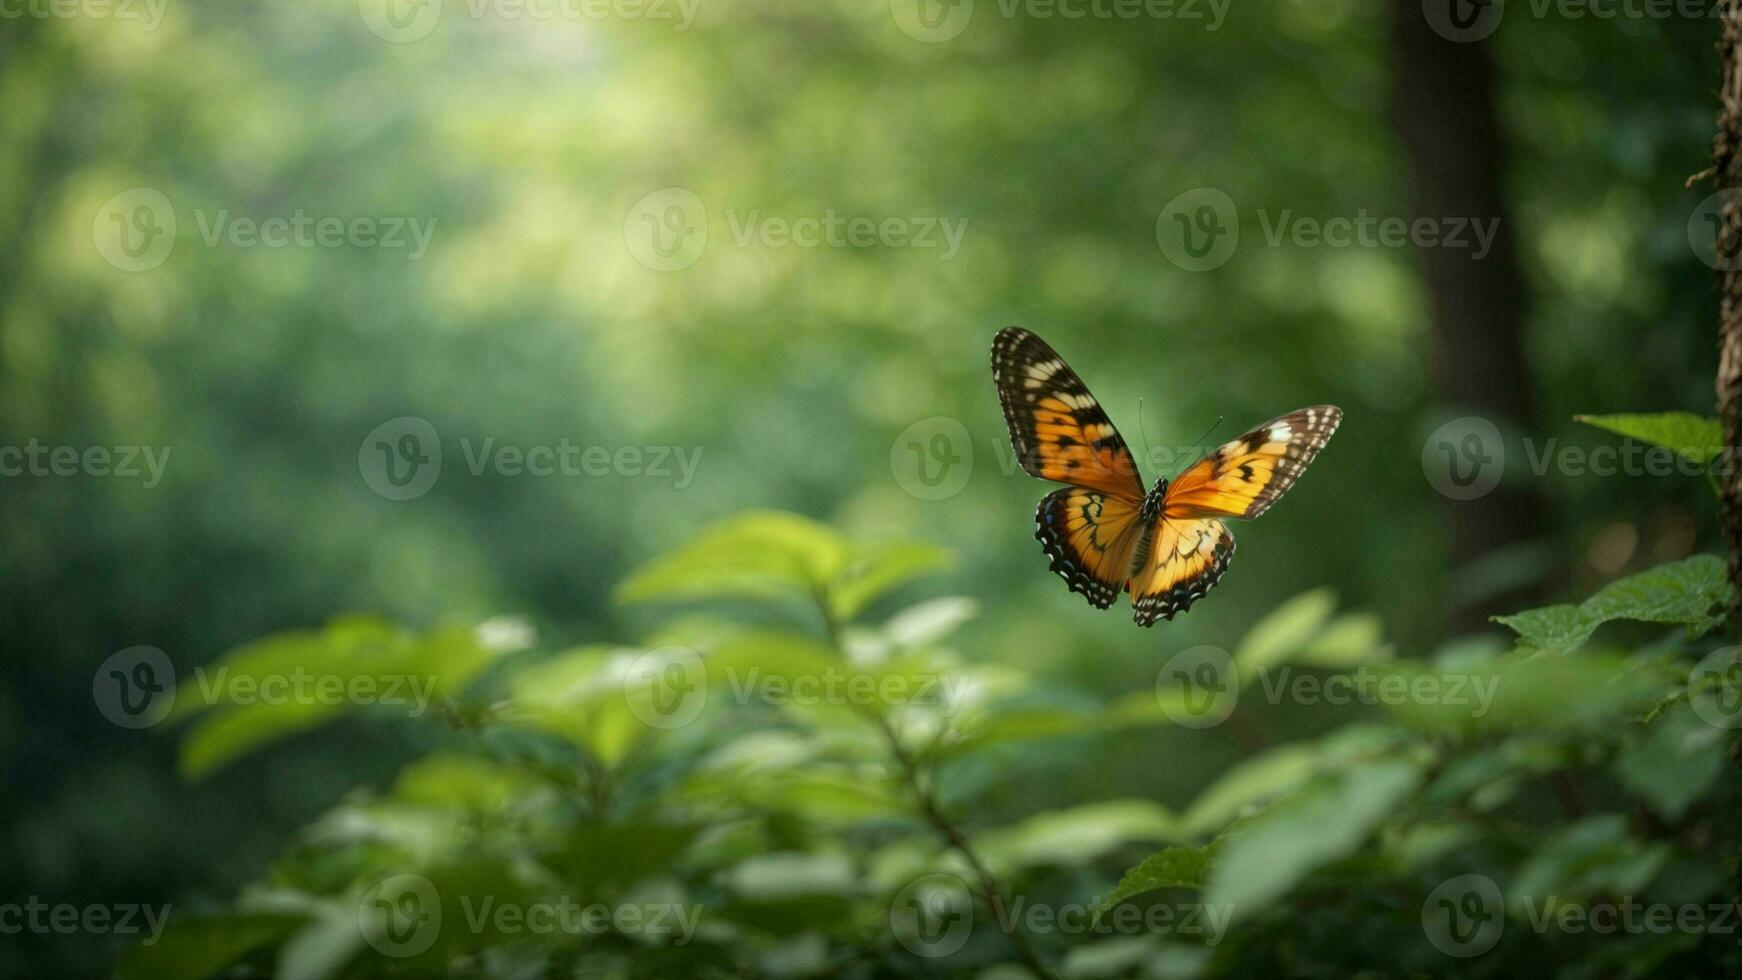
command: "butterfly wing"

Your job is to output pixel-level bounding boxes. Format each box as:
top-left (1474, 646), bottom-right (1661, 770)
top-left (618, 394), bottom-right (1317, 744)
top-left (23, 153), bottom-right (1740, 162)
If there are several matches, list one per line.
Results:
top-left (1128, 517), bottom-right (1236, 626)
top-left (991, 327), bottom-right (1145, 500)
top-left (1036, 487), bottom-right (1145, 609)
top-left (1162, 406), bottom-right (1342, 520)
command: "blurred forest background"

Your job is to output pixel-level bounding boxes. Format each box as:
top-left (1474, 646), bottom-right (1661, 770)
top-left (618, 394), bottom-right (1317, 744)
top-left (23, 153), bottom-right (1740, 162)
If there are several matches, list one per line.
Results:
top-left (0, 0), bottom-right (1731, 976)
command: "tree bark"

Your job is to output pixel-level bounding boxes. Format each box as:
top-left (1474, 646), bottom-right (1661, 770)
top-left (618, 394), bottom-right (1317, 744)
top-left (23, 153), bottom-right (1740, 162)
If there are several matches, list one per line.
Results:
top-left (1715, 0), bottom-right (1742, 617)
top-left (1389, 0), bottom-right (1547, 633)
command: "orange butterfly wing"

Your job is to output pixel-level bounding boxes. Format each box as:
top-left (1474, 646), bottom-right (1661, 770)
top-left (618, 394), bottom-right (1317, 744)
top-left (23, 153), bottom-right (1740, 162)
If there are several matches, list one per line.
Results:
top-left (1128, 406), bottom-right (1340, 626)
top-left (990, 327), bottom-right (1145, 499)
top-left (1128, 517), bottom-right (1235, 626)
top-left (1037, 487), bottom-right (1145, 609)
top-left (1163, 406), bottom-right (1342, 520)
top-left (991, 328), bottom-right (1340, 625)
top-left (992, 328), bottom-right (1146, 609)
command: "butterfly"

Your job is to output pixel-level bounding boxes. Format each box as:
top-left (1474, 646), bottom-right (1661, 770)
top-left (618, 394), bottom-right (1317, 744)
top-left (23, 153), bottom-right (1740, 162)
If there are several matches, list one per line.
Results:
top-left (990, 327), bottom-right (1341, 626)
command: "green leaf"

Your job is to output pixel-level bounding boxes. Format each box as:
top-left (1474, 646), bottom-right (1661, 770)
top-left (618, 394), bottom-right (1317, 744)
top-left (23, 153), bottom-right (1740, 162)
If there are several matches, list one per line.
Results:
top-left (1178, 743), bottom-right (1324, 837)
top-left (828, 542), bottom-right (953, 622)
top-left (1377, 652), bottom-right (1666, 736)
top-left (1507, 814), bottom-right (1671, 916)
top-left (1204, 756), bottom-right (1424, 922)
top-left (275, 906), bottom-right (363, 980)
top-left (879, 596), bottom-right (979, 649)
top-left (501, 645), bottom-right (675, 766)
top-left (1614, 700), bottom-right (1729, 820)
top-left (1295, 612), bottom-right (1390, 668)
top-left (1574, 412), bottom-right (1723, 464)
top-left (974, 799), bottom-right (1179, 872)
top-left (116, 914), bottom-right (303, 980)
top-left (943, 705), bottom-right (1099, 755)
top-left (176, 619), bottom-right (501, 779)
top-left (615, 510), bottom-right (852, 606)
top-left (615, 510), bottom-right (951, 624)
top-left (1093, 844), bottom-right (1215, 923)
top-left (1234, 588), bottom-right (1337, 682)
top-left (1494, 555), bottom-right (1730, 655)
top-left (389, 752), bottom-right (537, 812)
top-left (1490, 605), bottom-right (1594, 657)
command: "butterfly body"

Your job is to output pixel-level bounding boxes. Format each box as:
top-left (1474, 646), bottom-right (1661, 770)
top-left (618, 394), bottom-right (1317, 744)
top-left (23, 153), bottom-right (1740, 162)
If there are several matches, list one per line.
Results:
top-left (992, 327), bottom-right (1339, 626)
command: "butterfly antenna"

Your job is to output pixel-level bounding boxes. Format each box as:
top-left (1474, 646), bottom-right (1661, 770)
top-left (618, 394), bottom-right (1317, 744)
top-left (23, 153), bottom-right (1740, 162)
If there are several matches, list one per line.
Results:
top-left (1170, 415), bottom-right (1226, 479)
top-left (1135, 397), bottom-right (1153, 471)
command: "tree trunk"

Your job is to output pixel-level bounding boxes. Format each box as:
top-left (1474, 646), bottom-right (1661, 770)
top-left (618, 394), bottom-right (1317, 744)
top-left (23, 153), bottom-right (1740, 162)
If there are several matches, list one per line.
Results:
top-left (1715, 0), bottom-right (1742, 617)
top-left (1389, 0), bottom-right (1547, 634)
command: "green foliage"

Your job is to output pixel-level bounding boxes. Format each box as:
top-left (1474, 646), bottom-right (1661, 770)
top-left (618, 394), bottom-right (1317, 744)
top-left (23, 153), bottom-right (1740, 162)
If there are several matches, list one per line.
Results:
top-left (1575, 413), bottom-right (1724, 465)
top-left (1493, 554), bottom-right (1730, 655)
top-left (120, 507), bottom-right (1742, 978)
